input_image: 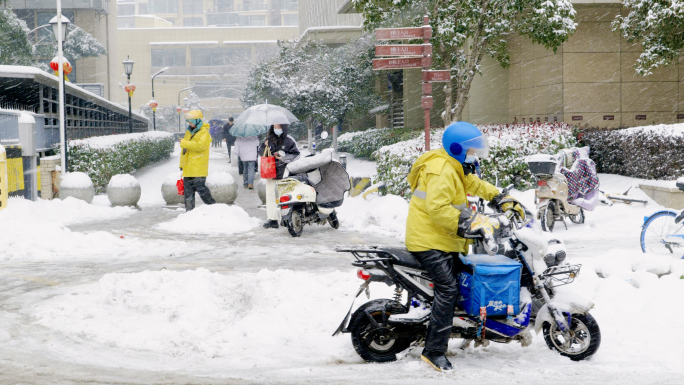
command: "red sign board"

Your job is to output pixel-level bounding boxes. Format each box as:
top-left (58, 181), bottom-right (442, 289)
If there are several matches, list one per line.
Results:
top-left (422, 70), bottom-right (451, 82)
top-left (375, 45), bottom-right (426, 57)
top-left (373, 57), bottom-right (423, 70)
top-left (421, 96), bottom-right (433, 109)
top-left (635, 114), bottom-right (646, 120)
top-left (603, 115), bottom-right (615, 121)
top-left (375, 27), bottom-right (430, 40)
top-left (572, 116), bottom-right (583, 121)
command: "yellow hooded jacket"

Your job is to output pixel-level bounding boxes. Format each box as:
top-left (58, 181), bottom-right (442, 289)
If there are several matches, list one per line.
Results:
top-left (405, 148), bottom-right (500, 253)
top-left (179, 110), bottom-right (211, 177)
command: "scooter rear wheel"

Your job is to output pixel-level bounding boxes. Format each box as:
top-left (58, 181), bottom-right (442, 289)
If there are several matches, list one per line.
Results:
top-left (286, 210), bottom-right (304, 237)
top-left (328, 210), bottom-right (340, 229)
top-left (541, 200), bottom-right (556, 232)
top-left (569, 207), bottom-right (585, 224)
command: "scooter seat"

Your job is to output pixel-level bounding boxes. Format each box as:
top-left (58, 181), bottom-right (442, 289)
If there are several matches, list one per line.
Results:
top-left (374, 247), bottom-right (424, 269)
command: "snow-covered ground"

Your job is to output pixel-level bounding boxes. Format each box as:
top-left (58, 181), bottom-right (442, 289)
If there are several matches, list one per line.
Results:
top-left (1, 143), bottom-right (683, 384)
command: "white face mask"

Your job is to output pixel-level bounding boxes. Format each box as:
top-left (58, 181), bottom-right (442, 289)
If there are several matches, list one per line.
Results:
top-left (464, 155), bottom-right (478, 164)
top-left (274, 129), bottom-right (283, 136)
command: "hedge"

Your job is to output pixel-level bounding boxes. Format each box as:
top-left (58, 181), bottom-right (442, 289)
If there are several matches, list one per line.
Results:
top-left (372, 124), bottom-right (578, 198)
top-left (581, 125), bottom-right (684, 180)
top-left (338, 127), bottom-right (422, 159)
top-left (57, 132), bottom-right (175, 192)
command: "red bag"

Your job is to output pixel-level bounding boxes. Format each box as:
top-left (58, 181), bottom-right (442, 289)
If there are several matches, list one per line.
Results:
top-left (260, 147), bottom-right (277, 179)
top-left (176, 177), bottom-right (184, 195)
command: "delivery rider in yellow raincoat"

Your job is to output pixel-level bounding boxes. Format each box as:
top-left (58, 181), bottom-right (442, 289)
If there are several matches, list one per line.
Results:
top-left (179, 109), bottom-right (215, 211)
top-left (403, 122), bottom-right (523, 372)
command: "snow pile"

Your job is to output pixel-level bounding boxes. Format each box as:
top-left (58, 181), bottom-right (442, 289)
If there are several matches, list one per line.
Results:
top-left (0, 144), bottom-right (4, 154)
top-left (70, 131), bottom-right (174, 150)
top-left (155, 204), bottom-right (260, 235)
top-left (32, 268), bottom-right (366, 368)
top-left (108, 174), bottom-right (140, 189)
top-left (0, 197), bottom-right (200, 261)
top-left (619, 122), bottom-right (684, 137)
top-left (337, 194), bottom-right (409, 239)
top-left (206, 171), bottom-right (235, 187)
top-left (61, 172), bottom-right (93, 189)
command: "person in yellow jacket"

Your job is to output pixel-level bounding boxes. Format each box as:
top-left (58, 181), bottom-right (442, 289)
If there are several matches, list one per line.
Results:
top-left (179, 110), bottom-right (216, 211)
top-left (404, 121), bottom-right (522, 372)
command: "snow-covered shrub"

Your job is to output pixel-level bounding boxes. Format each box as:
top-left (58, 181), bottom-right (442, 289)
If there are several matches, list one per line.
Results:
top-left (582, 124), bottom-right (684, 180)
top-left (375, 124), bottom-right (578, 198)
top-left (62, 132), bottom-right (174, 192)
top-left (338, 127), bottom-right (420, 159)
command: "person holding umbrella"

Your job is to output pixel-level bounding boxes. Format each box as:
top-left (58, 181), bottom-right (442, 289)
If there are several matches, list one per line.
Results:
top-left (230, 103), bottom-right (300, 229)
top-left (258, 123), bottom-right (300, 228)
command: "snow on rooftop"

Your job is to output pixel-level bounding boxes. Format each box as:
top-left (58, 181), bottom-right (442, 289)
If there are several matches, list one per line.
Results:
top-left (150, 41), bottom-right (219, 46)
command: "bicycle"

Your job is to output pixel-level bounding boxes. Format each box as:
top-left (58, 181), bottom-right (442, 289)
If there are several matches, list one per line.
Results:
top-left (640, 209), bottom-right (684, 257)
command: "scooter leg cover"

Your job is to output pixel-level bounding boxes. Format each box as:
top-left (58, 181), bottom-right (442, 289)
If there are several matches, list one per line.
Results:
top-left (412, 250), bottom-right (460, 354)
top-left (265, 178), bottom-right (279, 221)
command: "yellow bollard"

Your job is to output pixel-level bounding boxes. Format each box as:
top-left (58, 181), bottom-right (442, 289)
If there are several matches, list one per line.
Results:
top-left (0, 145), bottom-right (8, 210)
top-left (349, 176), bottom-right (371, 197)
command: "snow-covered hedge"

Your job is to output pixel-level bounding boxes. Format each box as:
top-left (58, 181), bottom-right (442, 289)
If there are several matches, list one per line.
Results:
top-left (374, 124), bottom-right (578, 198)
top-left (338, 127), bottom-right (419, 159)
top-left (582, 124), bottom-right (684, 180)
top-left (61, 132), bottom-right (175, 192)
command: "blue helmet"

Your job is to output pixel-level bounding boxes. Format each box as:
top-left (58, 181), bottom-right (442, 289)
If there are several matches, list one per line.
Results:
top-left (442, 121), bottom-right (489, 164)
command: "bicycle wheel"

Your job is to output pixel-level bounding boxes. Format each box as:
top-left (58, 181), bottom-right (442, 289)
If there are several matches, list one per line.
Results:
top-left (640, 211), bottom-right (684, 255)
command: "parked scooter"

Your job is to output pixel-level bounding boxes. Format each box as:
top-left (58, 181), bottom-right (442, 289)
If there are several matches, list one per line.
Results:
top-left (276, 150), bottom-right (351, 237)
top-left (526, 150), bottom-right (585, 232)
top-left (333, 185), bottom-right (600, 362)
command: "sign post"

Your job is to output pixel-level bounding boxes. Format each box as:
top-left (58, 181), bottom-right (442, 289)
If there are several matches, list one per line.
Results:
top-left (374, 16), bottom-right (450, 152)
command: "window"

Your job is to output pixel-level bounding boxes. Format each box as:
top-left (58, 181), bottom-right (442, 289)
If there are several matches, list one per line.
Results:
top-left (183, 17), bottom-right (204, 26)
top-left (216, 0), bottom-right (233, 12)
top-left (183, 0), bottom-right (203, 14)
top-left (282, 14), bottom-right (297, 26)
top-left (139, 3), bottom-right (149, 14)
top-left (149, 0), bottom-right (178, 13)
top-left (190, 47), bottom-right (251, 66)
top-left (118, 17), bottom-right (136, 28)
top-left (207, 12), bottom-right (238, 26)
top-left (243, 1), bottom-right (266, 11)
top-left (280, 0), bottom-right (298, 11)
top-left (118, 4), bottom-right (135, 15)
top-left (151, 48), bottom-right (186, 67)
top-left (240, 15), bottom-right (265, 26)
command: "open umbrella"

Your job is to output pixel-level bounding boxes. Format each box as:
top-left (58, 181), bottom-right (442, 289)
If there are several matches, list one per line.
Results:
top-left (230, 103), bottom-right (299, 137)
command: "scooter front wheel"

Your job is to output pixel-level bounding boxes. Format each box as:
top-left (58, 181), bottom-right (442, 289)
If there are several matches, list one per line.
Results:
top-left (542, 312), bottom-right (601, 361)
top-left (286, 210), bottom-right (304, 237)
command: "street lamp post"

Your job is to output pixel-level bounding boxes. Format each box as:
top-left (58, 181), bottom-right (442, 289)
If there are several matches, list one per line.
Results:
top-left (177, 86), bottom-right (193, 132)
top-left (123, 57), bottom-right (135, 133)
top-left (151, 66), bottom-right (169, 131)
top-left (49, 6), bottom-right (70, 174)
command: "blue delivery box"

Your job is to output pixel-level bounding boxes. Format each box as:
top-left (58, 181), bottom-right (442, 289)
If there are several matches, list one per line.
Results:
top-left (458, 253), bottom-right (522, 316)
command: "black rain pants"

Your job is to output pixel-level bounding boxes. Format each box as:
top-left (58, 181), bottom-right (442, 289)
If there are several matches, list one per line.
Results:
top-left (183, 177), bottom-right (216, 211)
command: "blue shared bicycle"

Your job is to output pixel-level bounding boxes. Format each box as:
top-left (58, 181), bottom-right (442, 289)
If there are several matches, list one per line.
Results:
top-left (640, 209), bottom-right (684, 257)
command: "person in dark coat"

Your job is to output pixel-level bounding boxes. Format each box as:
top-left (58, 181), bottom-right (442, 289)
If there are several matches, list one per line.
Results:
top-left (258, 124), bottom-right (300, 228)
top-left (223, 117), bottom-right (236, 162)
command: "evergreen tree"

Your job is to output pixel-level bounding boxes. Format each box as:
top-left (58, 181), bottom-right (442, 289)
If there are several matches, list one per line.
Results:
top-left (0, 6), bottom-right (34, 66)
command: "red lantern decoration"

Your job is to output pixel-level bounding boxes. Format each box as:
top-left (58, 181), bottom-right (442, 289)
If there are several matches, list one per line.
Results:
top-left (148, 99), bottom-right (158, 112)
top-left (176, 106), bottom-right (182, 113)
top-left (182, 108), bottom-right (189, 114)
top-left (124, 83), bottom-right (136, 97)
top-left (49, 56), bottom-right (72, 81)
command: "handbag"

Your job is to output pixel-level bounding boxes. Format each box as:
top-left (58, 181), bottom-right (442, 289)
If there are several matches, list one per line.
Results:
top-left (260, 146), bottom-right (277, 179)
top-left (176, 174), bottom-right (185, 195)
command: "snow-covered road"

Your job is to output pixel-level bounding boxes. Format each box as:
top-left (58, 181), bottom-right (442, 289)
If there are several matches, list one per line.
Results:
top-left (0, 143), bottom-right (683, 384)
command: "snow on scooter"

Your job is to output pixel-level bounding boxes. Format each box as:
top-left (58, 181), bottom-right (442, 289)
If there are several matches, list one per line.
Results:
top-left (276, 150), bottom-right (351, 237)
top-left (333, 185), bottom-right (600, 362)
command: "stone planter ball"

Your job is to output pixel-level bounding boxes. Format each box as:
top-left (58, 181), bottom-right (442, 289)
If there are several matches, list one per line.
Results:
top-left (161, 172), bottom-right (185, 205)
top-left (58, 172), bottom-right (95, 204)
top-left (206, 172), bottom-right (238, 204)
top-left (107, 174), bottom-right (141, 206)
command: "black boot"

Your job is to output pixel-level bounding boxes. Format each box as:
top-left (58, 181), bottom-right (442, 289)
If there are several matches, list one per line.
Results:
top-left (421, 350), bottom-right (453, 372)
top-left (263, 220), bottom-right (279, 229)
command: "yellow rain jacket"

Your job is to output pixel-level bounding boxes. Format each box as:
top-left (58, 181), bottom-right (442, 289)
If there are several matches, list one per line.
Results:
top-left (405, 148), bottom-right (500, 253)
top-left (179, 110), bottom-right (211, 177)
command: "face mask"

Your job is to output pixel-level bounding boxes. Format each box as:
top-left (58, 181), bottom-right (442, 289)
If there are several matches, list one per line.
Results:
top-left (464, 155), bottom-right (478, 164)
top-left (274, 129), bottom-right (283, 136)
